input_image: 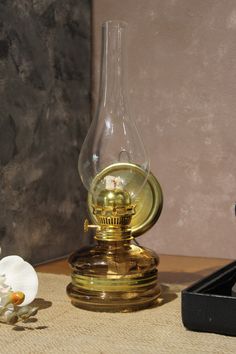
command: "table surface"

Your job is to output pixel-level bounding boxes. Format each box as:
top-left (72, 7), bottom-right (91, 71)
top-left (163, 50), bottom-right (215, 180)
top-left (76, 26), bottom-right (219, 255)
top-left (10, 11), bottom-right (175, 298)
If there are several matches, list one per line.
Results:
top-left (36, 254), bottom-right (232, 285)
top-left (9, 254), bottom-right (233, 353)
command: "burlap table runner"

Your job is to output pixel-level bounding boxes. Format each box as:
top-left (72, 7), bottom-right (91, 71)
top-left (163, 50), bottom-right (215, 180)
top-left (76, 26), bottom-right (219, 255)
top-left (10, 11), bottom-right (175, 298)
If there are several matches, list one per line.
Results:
top-left (1, 273), bottom-right (235, 354)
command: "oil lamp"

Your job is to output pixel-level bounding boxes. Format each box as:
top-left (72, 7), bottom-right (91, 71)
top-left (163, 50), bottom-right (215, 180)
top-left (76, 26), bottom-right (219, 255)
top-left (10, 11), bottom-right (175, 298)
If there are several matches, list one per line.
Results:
top-left (67, 20), bottom-right (163, 312)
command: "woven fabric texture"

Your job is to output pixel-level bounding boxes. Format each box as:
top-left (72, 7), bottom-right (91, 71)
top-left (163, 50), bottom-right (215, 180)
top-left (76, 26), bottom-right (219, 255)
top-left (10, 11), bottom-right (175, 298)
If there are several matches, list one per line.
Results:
top-left (0, 273), bottom-right (235, 354)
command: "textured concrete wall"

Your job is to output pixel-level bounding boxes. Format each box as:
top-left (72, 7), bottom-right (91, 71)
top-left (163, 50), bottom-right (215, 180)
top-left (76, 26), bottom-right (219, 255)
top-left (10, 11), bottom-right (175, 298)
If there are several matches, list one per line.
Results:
top-left (93, 0), bottom-right (236, 259)
top-left (0, 0), bottom-right (91, 264)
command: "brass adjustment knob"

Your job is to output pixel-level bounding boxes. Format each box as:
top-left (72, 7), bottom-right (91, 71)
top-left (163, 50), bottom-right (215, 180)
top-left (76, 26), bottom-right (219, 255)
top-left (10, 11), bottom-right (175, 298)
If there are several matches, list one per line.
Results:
top-left (84, 219), bottom-right (100, 233)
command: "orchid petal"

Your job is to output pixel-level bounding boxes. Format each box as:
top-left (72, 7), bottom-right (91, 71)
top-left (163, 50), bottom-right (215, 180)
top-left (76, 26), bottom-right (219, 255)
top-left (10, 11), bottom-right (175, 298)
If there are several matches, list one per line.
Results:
top-left (0, 256), bottom-right (23, 275)
top-left (0, 256), bottom-right (38, 306)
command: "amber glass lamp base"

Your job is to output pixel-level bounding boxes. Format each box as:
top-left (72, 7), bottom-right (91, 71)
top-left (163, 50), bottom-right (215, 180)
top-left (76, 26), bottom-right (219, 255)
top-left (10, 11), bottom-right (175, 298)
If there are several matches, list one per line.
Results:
top-left (67, 241), bottom-right (161, 312)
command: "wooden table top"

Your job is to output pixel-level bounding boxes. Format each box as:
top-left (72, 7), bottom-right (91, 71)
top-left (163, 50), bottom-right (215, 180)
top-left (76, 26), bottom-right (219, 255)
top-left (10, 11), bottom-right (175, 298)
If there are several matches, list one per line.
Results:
top-left (36, 254), bottom-right (232, 286)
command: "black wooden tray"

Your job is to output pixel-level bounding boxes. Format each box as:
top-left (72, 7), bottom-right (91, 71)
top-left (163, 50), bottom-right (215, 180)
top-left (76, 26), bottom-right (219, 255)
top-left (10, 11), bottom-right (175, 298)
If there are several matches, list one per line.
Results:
top-left (181, 260), bottom-right (236, 336)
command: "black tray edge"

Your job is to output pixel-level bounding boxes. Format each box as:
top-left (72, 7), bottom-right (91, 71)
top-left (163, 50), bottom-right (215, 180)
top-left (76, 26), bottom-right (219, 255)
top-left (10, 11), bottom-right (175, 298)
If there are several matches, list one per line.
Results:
top-left (181, 260), bottom-right (236, 336)
top-left (182, 260), bottom-right (236, 294)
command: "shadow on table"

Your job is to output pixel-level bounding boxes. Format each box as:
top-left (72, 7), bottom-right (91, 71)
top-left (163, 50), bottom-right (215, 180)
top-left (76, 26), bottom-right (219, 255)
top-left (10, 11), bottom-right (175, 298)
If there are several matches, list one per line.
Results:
top-left (158, 284), bottom-right (178, 306)
top-left (12, 298), bottom-right (52, 332)
top-left (32, 298), bottom-right (52, 310)
top-left (159, 266), bottom-right (224, 285)
top-left (146, 284), bottom-right (179, 310)
top-left (154, 266), bottom-right (227, 308)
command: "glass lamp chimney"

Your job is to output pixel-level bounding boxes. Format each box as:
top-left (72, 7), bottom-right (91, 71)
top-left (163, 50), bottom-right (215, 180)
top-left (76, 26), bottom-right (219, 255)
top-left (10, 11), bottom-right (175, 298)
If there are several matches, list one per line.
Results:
top-left (78, 20), bottom-right (150, 202)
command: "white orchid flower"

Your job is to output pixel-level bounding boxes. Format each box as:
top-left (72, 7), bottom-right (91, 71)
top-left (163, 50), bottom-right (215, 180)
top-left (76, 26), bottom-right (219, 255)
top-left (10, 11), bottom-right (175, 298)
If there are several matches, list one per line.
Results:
top-left (0, 256), bottom-right (38, 307)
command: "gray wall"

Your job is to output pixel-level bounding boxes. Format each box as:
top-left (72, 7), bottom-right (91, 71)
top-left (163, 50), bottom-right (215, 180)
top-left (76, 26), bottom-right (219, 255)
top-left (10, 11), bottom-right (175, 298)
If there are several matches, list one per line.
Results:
top-left (93, 0), bottom-right (236, 259)
top-left (0, 0), bottom-right (91, 264)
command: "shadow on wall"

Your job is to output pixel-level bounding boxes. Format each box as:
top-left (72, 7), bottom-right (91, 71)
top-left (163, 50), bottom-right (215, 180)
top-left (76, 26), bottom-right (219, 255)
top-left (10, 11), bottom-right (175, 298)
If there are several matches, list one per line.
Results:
top-left (0, 0), bottom-right (91, 264)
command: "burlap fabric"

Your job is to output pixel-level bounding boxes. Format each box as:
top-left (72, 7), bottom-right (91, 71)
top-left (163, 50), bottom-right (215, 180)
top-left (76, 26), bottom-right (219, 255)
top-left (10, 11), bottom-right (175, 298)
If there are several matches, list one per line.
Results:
top-left (0, 273), bottom-right (235, 354)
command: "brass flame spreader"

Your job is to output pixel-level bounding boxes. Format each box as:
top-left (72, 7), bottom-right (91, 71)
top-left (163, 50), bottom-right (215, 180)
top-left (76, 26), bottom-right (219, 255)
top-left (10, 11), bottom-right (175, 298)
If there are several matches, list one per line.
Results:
top-left (85, 188), bottom-right (136, 241)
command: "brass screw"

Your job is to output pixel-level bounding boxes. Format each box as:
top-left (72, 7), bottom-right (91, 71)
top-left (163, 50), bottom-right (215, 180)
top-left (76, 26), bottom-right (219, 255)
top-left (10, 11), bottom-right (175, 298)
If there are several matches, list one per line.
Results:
top-left (84, 219), bottom-right (89, 232)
